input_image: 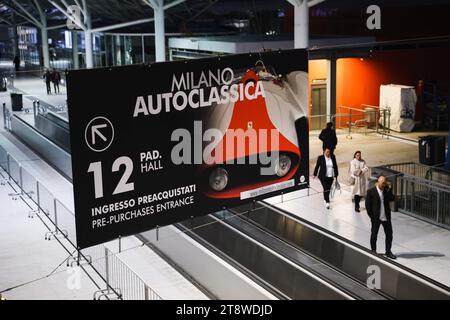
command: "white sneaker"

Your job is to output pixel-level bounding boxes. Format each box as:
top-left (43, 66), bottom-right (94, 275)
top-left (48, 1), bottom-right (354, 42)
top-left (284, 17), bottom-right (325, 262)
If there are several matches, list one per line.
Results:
top-left (326, 202), bottom-right (330, 209)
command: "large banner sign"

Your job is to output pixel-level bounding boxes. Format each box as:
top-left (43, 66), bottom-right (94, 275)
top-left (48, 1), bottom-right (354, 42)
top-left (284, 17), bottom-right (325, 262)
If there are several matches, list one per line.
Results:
top-left (67, 49), bottom-right (309, 249)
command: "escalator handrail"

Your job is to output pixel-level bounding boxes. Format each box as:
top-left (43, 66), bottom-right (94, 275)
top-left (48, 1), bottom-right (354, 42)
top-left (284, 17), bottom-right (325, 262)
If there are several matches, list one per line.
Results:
top-left (259, 200), bottom-right (450, 294)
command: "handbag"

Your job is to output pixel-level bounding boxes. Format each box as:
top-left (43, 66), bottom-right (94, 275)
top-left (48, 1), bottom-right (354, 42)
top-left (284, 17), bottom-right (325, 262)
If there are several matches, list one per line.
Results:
top-left (347, 165), bottom-right (355, 185)
top-left (330, 179), bottom-right (341, 199)
top-left (347, 175), bottom-right (355, 185)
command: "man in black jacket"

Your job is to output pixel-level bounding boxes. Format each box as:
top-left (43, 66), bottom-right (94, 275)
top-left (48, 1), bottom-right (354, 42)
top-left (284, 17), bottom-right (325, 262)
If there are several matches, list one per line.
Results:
top-left (313, 148), bottom-right (339, 209)
top-left (319, 122), bottom-right (338, 153)
top-left (365, 176), bottom-right (397, 259)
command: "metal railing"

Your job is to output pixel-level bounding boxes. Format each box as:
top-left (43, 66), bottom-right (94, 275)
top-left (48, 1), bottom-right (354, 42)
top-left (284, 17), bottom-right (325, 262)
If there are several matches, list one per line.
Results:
top-left (309, 106), bottom-right (391, 139)
top-left (385, 162), bottom-right (450, 186)
top-left (372, 162), bottom-right (450, 229)
top-left (99, 247), bottom-right (162, 300)
top-left (33, 100), bottom-right (68, 117)
top-left (0, 143), bottom-right (162, 300)
top-left (339, 105), bottom-right (391, 138)
top-left (398, 175), bottom-right (450, 228)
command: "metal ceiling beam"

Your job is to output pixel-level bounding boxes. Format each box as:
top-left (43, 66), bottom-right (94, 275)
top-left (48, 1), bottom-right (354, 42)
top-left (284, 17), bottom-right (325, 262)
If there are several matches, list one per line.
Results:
top-left (48, 0), bottom-right (87, 30)
top-left (73, 0), bottom-right (86, 18)
top-left (7, 6), bottom-right (38, 26)
top-left (145, 0), bottom-right (158, 10)
top-left (32, 0), bottom-right (45, 18)
top-left (0, 16), bottom-right (12, 25)
top-left (91, 17), bottom-right (155, 33)
top-left (9, 0), bottom-right (42, 27)
top-left (82, 0), bottom-right (89, 25)
top-left (60, 0), bottom-right (71, 10)
top-left (164, 0), bottom-right (186, 10)
top-left (287, 0), bottom-right (327, 8)
top-left (47, 23), bottom-right (67, 30)
top-left (286, 0), bottom-right (301, 6)
top-left (188, 0), bottom-right (219, 21)
top-left (308, 0), bottom-right (327, 7)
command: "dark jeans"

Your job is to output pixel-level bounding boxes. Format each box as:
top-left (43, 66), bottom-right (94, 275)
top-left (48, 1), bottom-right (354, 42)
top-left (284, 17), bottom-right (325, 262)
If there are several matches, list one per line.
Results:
top-left (46, 82), bottom-right (51, 94)
top-left (354, 195), bottom-right (362, 209)
top-left (53, 82), bottom-right (59, 93)
top-left (320, 177), bottom-right (334, 203)
top-left (370, 219), bottom-right (393, 253)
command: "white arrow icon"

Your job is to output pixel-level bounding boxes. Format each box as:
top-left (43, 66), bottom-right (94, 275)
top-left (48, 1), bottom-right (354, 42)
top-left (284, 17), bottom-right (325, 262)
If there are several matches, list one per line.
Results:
top-left (91, 124), bottom-right (108, 145)
top-left (85, 117), bottom-right (114, 152)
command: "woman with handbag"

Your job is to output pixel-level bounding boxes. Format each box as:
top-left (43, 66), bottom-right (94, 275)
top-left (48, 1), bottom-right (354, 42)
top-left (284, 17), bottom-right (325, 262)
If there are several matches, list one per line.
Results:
top-left (313, 148), bottom-right (339, 209)
top-left (350, 151), bottom-right (369, 212)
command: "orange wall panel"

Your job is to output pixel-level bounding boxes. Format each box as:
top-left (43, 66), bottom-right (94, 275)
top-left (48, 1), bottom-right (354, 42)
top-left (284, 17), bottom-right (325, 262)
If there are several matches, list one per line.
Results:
top-left (337, 47), bottom-right (450, 109)
top-left (335, 47), bottom-right (450, 127)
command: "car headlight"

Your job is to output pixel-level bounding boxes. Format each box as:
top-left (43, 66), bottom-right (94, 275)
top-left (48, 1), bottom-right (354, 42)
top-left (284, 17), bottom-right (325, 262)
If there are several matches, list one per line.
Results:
top-left (209, 167), bottom-right (228, 191)
top-left (275, 154), bottom-right (292, 177)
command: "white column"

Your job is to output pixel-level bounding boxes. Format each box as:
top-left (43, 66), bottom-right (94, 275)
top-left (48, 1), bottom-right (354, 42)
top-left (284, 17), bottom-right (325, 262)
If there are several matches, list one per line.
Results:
top-left (83, 1), bottom-right (93, 69)
top-left (12, 12), bottom-right (19, 57)
top-left (115, 35), bottom-right (122, 66)
top-left (72, 31), bottom-right (79, 69)
top-left (154, 0), bottom-right (165, 62)
top-left (41, 27), bottom-right (50, 69)
top-left (294, 0), bottom-right (309, 49)
top-left (85, 31), bottom-right (93, 68)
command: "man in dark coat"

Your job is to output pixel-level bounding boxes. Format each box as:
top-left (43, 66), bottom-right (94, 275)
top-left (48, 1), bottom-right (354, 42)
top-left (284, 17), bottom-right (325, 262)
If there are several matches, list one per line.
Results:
top-left (13, 55), bottom-right (20, 72)
top-left (44, 70), bottom-right (52, 94)
top-left (365, 176), bottom-right (397, 259)
top-left (52, 71), bottom-right (61, 94)
top-left (319, 122), bottom-right (338, 153)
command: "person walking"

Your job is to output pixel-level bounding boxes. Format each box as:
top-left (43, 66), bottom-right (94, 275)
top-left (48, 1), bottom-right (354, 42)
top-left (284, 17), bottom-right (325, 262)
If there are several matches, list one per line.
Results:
top-left (313, 148), bottom-right (339, 209)
top-left (350, 151), bottom-right (369, 212)
top-left (13, 55), bottom-right (20, 72)
top-left (319, 122), bottom-right (338, 153)
top-left (365, 176), bottom-right (397, 259)
top-left (52, 70), bottom-right (61, 94)
top-left (44, 70), bottom-right (52, 94)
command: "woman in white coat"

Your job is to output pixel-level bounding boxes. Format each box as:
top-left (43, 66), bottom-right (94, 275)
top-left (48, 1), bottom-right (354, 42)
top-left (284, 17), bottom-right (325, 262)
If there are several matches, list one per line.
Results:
top-left (350, 151), bottom-right (369, 212)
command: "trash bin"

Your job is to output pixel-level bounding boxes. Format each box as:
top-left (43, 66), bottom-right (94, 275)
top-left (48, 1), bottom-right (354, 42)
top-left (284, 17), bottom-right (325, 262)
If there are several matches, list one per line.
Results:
top-left (369, 166), bottom-right (400, 212)
top-left (10, 93), bottom-right (23, 112)
top-left (419, 136), bottom-right (446, 166)
top-left (364, 107), bottom-right (376, 128)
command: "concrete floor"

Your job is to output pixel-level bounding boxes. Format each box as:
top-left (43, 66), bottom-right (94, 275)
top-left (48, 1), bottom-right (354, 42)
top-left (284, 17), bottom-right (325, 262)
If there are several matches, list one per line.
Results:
top-left (0, 170), bottom-right (99, 300)
top-left (309, 131), bottom-right (419, 182)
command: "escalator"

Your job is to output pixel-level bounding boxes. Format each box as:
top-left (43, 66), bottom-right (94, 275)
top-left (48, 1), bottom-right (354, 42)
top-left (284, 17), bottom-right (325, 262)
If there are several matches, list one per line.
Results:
top-left (166, 201), bottom-right (450, 300)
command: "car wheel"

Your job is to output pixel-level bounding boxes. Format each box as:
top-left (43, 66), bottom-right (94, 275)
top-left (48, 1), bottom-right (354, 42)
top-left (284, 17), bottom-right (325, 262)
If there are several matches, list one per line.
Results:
top-left (275, 154), bottom-right (292, 177)
top-left (209, 167), bottom-right (228, 191)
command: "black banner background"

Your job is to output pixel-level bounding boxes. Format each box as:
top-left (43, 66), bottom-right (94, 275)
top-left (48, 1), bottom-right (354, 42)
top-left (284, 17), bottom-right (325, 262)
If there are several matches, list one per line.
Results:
top-left (67, 49), bottom-right (309, 249)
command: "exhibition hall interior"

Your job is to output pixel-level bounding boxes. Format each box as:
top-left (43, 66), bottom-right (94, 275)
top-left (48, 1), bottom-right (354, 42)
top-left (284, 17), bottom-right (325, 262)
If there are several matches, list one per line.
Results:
top-left (0, 0), bottom-right (450, 301)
